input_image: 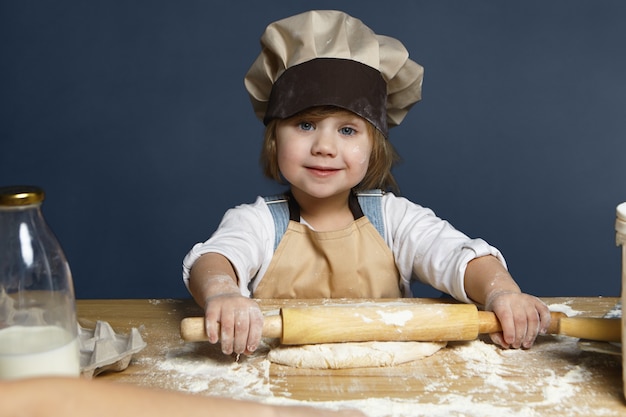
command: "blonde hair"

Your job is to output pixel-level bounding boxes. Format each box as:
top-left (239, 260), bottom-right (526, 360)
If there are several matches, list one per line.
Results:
top-left (260, 107), bottom-right (400, 193)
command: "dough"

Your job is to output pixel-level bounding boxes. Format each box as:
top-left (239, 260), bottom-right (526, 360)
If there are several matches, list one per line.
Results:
top-left (267, 341), bottom-right (446, 369)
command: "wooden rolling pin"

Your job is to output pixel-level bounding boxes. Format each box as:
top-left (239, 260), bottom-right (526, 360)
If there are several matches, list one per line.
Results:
top-left (180, 303), bottom-right (621, 345)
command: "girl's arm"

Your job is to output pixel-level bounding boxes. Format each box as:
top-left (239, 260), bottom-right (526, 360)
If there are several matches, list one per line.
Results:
top-left (188, 252), bottom-right (263, 355)
top-left (463, 255), bottom-right (552, 349)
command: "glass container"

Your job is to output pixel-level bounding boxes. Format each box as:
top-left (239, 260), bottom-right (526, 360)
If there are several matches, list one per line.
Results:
top-left (0, 185), bottom-right (80, 379)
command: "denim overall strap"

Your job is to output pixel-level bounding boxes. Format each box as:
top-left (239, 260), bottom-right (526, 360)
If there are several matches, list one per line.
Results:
top-left (356, 189), bottom-right (385, 239)
top-left (264, 194), bottom-right (290, 252)
top-left (264, 189), bottom-right (386, 252)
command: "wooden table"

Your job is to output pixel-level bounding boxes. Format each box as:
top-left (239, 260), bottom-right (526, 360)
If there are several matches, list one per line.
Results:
top-left (77, 298), bottom-right (624, 416)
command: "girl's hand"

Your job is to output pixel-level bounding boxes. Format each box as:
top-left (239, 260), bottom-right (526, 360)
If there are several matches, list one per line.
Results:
top-left (188, 253), bottom-right (264, 356)
top-left (484, 291), bottom-right (552, 349)
top-left (204, 293), bottom-right (264, 355)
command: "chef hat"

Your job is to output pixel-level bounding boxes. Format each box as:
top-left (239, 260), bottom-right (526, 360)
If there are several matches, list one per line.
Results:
top-left (244, 10), bottom-right (423, 138)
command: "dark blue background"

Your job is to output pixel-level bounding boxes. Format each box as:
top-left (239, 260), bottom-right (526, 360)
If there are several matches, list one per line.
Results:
top-left (2, 1), bottom-right (624, 299)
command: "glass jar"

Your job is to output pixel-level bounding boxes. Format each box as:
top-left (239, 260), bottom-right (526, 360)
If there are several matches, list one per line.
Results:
top-left (0, 185), bottom-right (80, 379)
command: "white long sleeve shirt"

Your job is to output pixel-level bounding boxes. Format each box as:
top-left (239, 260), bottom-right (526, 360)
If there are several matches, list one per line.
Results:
top-left (182, 192), bottom-right (505, 303)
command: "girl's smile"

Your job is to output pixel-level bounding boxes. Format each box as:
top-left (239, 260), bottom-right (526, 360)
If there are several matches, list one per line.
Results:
top-left (305, 165), bottom-right (341, 177)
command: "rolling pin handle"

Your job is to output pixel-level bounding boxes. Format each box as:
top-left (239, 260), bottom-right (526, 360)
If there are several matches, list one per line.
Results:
top-left (180, 317), bottom-right (207, 342)
top-left (262, 314), bottom-right (283, 339)
top-left (546, 311), bottom-right (566, 335)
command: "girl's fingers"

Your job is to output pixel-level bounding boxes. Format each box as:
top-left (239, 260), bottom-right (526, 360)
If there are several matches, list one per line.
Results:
top-left (232, 309), bottom-right (250, 354)
top-left (219, 310), bottom-right (235, 354)
top-left (245, 308), bottom-right (264, 354)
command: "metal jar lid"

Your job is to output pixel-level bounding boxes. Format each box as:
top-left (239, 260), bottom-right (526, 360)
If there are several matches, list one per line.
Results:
top-left (0, 185), bottom-right (45, 206)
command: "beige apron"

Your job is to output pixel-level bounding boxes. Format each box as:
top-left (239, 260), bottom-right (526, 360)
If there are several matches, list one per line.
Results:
top-left (254, 204), bottom-right (402, 298)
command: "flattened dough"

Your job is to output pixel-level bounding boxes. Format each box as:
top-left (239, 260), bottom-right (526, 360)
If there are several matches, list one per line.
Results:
top-left (267, 341), bottom-right (446, 369)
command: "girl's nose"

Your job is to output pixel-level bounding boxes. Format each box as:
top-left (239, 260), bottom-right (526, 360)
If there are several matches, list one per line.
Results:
top-left (311, 130), bottom-right (337, 156)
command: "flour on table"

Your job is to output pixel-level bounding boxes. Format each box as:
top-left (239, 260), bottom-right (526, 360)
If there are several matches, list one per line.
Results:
top-left (267, 341), bottom-right (446, 369)
top-left (136, 333), bottom-right (620, 417)
top-left (548, 303), bottom-right (582, 317)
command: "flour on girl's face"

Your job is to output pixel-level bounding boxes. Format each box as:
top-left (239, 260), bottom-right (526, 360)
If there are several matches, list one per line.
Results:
top-left (349, 144), bottom-right (370, 166)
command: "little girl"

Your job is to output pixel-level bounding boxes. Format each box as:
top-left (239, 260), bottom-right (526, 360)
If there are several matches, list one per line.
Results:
top-left (182, 10), bottom-right (550, 356)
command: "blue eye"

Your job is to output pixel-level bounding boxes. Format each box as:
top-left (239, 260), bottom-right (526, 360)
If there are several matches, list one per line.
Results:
top-left (340, 127), bottom-right (355, 135)
top-left (298, 122), bottom-right (314, 131)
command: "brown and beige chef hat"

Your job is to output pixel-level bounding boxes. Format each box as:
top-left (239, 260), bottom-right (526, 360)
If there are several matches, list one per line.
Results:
top-left (244, 10), bottom-right (424, 138)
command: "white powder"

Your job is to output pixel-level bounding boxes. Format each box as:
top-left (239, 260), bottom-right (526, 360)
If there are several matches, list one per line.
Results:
top-left (375, 310), bottom-right (413, 327)
top-left (143, 341), bottom-right (272, 400)
top-left (604, 302), bottom-right (622, 319)
top-left (137, 336), bottom-right (621, 417)
top-left (453, 339), bottom-right (503, 365)
top-left (356, 313), bottom-right (374, 323)
top-left (541, 367), bottom-right (590, 403)
top-left (548, 303), bottom-right (582, 317)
